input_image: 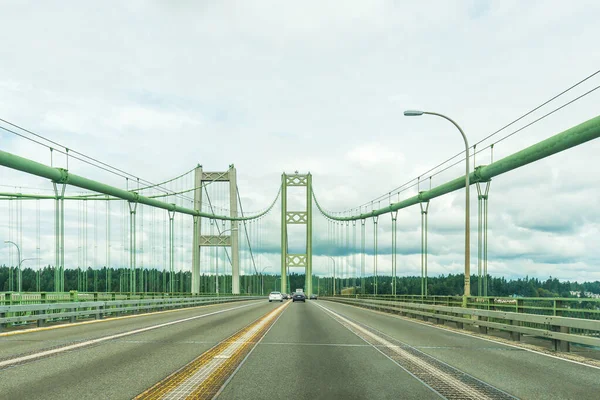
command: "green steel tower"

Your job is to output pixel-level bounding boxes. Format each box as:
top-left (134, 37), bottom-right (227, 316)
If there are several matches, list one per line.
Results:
top-left (280, 172), bottom-right (312, 296)
top-left (192, 165), bottom-right (240, 294)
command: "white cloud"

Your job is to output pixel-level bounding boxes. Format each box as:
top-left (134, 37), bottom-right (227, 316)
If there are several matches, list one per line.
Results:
top-left (0, 1), bottom-right (599, 285)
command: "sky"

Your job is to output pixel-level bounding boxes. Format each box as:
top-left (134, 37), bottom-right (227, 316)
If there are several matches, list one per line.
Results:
top-left (0, 0), bottom-right (599, 284)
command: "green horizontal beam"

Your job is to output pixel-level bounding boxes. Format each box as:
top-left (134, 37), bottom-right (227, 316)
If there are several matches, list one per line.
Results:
top-left (0, 150), bottom-right (278, 221)
top-left (315, 115), bottom-right (600, 221)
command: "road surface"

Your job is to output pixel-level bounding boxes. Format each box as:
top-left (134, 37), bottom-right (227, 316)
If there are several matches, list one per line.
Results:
top-left (0, 299), bottom-right (598, 399)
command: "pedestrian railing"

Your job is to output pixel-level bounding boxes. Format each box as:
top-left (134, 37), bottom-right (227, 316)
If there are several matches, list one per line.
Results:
top-left (0, 291), bottom-right (254, 306)
top-left (324, 296), bottom-right (600, 352)
top-left (0, 295), bottom-right (259, 332)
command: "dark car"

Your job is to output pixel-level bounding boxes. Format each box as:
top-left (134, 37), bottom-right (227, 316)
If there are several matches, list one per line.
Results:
top-left (292, 292), bottom-right (306, 302)
top-left (309, 294), bottom-right (317, 300)
top-left (281, 293), bottom-right (289, 299)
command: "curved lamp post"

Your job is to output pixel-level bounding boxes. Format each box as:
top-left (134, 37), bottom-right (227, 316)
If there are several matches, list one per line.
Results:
top-left (403, 110), bottom-right (471, 300)
top-left (4, 241), bottom-right (38, 293)
top-left (260, 265), bottom-right (269, 296)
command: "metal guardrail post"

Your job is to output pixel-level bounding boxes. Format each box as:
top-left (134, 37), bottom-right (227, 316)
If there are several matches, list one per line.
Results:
top-left (557, 325), bottom-right (571, 352)
top-left (551, 315), bottom-right (571, 352)
top-left (478, 316), bottom-right (488, 334)
top-left (37, 308), bottom-right (46, 327)
top-left (0, 296), bottom-right (7, 331)
top-left (509, 299), bottom-right (523, 341)
top-left (97, 303), bottom-right (104, 320)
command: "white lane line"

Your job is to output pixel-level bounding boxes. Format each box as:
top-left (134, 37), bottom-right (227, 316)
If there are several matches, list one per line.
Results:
top-left (317, 303), bottom-right (518, 400)
top-left (311, 301), bottom-right (445, 399)
top-left (258, 342), bottom-right (373, 347)
top-left (314, 302), bottom-right (491, 399)
top-left (0, 302), bottom-right (260, 369)
top-left (325, 300), bottom-right (600, 371)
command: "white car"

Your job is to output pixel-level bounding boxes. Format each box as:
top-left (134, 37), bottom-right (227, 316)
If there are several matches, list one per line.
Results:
top-left (268, 291), bottom-right (283, 302)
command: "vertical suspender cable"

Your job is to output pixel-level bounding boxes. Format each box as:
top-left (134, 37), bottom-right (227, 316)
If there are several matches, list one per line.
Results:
top-left (420, 201), bottom-right (430, 297)
top-left (345, 221), bottom-right (349, 290)
top-left (36, 199), bottom-right (41, 292)
top-left (391, 211), bottom-right (398, 296)
top-left (373, 216), bottom-right (378, 295)
top-left (106, 195), bottom-right (111, 292)
top-left (8, 199), bottom-right (13, 291)
top-left (352, 220), bottom-right (357, 291)
top-left (360, 218), bottom-right (365, 295)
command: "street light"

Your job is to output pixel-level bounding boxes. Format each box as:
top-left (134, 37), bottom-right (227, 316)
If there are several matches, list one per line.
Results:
top-left (260, 265), bottom-right (269, 296)
top-left (404, 110), bottom-right (471, 300)
top-left (327, 256), bottom-right (336, 296)
top-left (4, 240), bottom-right (38, 293)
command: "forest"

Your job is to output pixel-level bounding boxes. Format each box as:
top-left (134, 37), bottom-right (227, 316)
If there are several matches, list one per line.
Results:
top-left (1, 265), bottom-right (599, 298)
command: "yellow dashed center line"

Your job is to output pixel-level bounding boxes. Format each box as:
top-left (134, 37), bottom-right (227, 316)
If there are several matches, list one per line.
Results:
top-left (135, 301), bottom-right (289, 400)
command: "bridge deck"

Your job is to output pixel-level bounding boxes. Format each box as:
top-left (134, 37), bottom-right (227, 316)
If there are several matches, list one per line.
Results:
top-left (0, 300), bottom-right (598, 399)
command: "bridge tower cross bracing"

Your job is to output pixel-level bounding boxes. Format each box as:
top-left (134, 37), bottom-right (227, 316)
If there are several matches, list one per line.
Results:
top-left (281, 172), bottom-right (313, 296)
top-left (192, 165), bottom-right (240, 294)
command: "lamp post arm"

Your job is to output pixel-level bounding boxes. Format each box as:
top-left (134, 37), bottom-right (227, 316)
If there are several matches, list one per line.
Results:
top-left (422, 112), bottom-right (470, 151)
top-left (422, 111), bottom-right (471, 298)
top-left (4, 240), bottom-right (21, 266)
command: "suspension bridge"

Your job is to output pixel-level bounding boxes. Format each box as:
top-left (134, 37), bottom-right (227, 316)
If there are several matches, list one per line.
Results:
top-left (0, 114), bottom-right (599, 399)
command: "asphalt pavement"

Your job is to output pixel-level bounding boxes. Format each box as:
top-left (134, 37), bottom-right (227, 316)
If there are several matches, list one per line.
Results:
top-left (0, 300), bottom-right (273, 399)
top-left (1, 298), bottom-right (598, 399)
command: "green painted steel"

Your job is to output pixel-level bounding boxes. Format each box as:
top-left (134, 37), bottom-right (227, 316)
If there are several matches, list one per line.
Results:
top-left (314, 115), bottom-right (600, 221)
top-left (0, 149), bottom-right (279, 221)
top-left (281, 174), bottom-right (288, 294)
top-left (280, 173), bottom-right (313, 296)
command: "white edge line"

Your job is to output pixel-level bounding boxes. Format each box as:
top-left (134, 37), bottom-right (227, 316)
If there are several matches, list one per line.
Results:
top-left (0, 299), bottom-right (260, 337)
top-left (325, 299), bottom-right (600, 371)
top-left (213, 302), bottom-right (290, 399)
top-left (311, 301), bottom-right (446, 400)
top-left (0, 302), bottom-right (259, 369)
top-left (320, 302), bottom-right (519, 400)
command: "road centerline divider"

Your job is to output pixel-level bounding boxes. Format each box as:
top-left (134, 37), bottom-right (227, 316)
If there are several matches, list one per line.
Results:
top-left (135, 301), bottom-right (290, 400)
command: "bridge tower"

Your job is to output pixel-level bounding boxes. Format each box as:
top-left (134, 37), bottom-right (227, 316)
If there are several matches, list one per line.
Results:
top-left (192, 165), bottom-right (240, 294)
top-left (281, 172), bottom-right (313, 295)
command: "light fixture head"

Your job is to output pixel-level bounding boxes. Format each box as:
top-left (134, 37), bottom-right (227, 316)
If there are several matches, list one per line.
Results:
top-left (403, 110), bottom-right (424, 116)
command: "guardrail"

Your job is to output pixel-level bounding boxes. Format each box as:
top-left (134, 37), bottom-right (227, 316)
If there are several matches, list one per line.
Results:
top-left (324, 296), bottom-right (600, 352)
top-left (0, 291), bottom-right (257, 306)
top-left (0, 295), bottom-right (260, 332)
top-left (336, 294), bottom-right (600, 320)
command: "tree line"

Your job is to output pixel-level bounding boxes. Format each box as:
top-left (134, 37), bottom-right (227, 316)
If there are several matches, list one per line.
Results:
top-left (270, 272), bottom-right (600, 298)
top-left (1, 265), bottom-right (599, 298)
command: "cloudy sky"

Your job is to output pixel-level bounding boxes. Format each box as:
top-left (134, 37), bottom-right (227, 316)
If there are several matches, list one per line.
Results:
top-left (1, 0), bottom-right (599, 284)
